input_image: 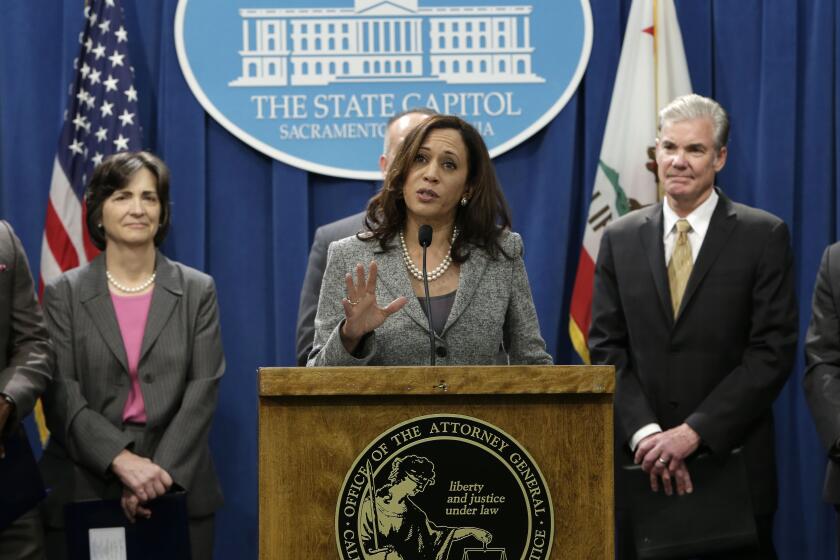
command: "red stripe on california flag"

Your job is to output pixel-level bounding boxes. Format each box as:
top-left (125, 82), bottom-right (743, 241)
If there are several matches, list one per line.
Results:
top-left (44, 200), bottom-right (80, 272)
top-left (569, 249), bottom-right (596, 339)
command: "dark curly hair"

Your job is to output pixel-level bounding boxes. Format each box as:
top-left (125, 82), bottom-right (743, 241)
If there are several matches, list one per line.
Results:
top-left (364, 115), bottom-right (512, 262)
top-left (84, 151), bottom-right (171, 250)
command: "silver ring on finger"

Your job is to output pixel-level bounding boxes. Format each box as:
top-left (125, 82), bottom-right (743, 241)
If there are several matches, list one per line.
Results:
top-left (658, 457), bottom-right (668, 465)
top-left (347, 299), bottom-right (360, 306)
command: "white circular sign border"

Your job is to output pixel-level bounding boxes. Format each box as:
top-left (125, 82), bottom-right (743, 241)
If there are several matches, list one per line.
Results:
top-left (174, 0), bottom-right (593, 181)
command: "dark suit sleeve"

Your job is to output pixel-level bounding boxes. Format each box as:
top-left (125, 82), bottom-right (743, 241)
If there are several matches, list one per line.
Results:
top-left (153, 278), bottom-right (225, 492)
top-left (0, 222), bottom-right (52, 425)
top-left (589, 227), bottom-right (658, 442)
top-left (43, 278), bottom-right (133, 475)
top-left (685, 221), bottom-right (797, 454)
top-left (804, 244), bottom-right (840, 456)
top-left (295, 227), bottom-right (329, 366)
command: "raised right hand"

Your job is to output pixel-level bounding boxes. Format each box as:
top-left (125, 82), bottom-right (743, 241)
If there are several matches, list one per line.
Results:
top-left (340, 261), bottom-right (407, 352)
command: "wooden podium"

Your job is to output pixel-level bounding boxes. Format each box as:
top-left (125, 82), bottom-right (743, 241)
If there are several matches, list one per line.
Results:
top-left (258, 365), bottom-right (614, 558)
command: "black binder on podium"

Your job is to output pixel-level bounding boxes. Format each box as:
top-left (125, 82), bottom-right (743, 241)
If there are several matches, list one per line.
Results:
top-left (64, 491), bottom-right (191, 560)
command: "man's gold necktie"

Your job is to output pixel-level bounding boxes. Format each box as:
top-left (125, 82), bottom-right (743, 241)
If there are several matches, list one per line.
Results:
top-left (668, 218), bottom-right (693, 317)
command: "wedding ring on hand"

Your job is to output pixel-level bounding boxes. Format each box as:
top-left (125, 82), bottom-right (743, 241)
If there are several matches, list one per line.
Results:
top-left (347, 299), bottom-right (360, 306)
top-left (658, 457), bottom-right (668, 465)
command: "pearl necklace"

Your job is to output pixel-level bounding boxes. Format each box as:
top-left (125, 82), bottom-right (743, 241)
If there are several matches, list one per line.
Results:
top-left (399, 227), bottom-right (458, 282)
top-left (106, 269), bottom-right (156, 293)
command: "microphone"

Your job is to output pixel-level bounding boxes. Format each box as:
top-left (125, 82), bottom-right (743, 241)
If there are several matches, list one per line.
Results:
top-left (418, 225), bottom-right (436, 366)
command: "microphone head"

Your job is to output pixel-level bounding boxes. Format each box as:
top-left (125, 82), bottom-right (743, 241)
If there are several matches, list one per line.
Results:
top-left (418, 225), bottom-right (433, 247)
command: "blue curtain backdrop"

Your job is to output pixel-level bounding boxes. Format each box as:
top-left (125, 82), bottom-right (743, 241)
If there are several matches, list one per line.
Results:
top-left (1, 0), bottom-right (837, 557)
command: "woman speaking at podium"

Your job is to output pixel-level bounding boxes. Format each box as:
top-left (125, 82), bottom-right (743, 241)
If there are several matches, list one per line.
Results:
top-left (307, 115), bottom-right (551, 367)
top-left (39, 152), bottom-right (225, 559)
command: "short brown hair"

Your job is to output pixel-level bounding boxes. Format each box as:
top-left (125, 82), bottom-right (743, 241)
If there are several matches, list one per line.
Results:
top-left (85, 151), bottom-right (171, 250)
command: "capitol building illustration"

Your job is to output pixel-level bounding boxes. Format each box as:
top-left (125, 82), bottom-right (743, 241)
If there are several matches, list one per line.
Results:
top-left (230, 0), bottom-right (543, 86)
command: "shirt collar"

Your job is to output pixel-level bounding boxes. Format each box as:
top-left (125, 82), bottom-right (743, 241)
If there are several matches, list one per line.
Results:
top-left (663, 188), bottom-right (719, 238)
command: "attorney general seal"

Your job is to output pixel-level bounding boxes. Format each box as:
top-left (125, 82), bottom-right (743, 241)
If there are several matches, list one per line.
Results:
top-left (336, 414), bottom-right (554, 559)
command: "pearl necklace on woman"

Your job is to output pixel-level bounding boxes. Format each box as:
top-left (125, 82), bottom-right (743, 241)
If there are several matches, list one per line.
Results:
top-left (399, 227), bottom-right (459, 282)
top-left (106, 269), bottom-right (156, 293)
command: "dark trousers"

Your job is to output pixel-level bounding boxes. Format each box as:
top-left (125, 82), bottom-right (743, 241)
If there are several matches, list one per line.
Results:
top-left (616, 509), bottom-right (776, 560)
top-left (0, 507), bottom-right (45, 560)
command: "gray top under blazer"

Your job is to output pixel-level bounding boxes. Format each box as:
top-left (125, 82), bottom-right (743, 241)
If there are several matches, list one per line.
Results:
top-left (308, 229), bottom-right (552, 366)
top-left (39, 252), bottom-right (225, 525)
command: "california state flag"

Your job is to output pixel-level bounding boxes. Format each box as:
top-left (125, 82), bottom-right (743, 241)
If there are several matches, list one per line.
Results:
top-left (569, 0), bottom-right (692, 363)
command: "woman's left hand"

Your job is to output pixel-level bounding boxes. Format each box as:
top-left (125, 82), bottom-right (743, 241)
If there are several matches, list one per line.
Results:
top-left (120, 486), bottom-right (152, 523)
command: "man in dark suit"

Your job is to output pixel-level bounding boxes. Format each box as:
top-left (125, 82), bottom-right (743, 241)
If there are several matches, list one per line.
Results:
top-left (295, 108), bottom-right (435, 365)
top-left (0, 220), bottom-right (52, 559)
top-left (589, 94), bottom-right (797, 558)
top-left (804, 243), bottom-right (840, 557)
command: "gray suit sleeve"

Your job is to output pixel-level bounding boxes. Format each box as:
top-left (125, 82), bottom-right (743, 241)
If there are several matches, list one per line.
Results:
top-left (804, 245), bottom-right (840, 456)
top-left (0, 222), bottom-right (53, 425)
top-left (503, 233), bottom-right (553, 365)
top-left (296, 227), bottom-right (329, 366)
top-left (153, 278), bottom-right (225, 492)
top-left (43, 279), bottom-right (132, 475)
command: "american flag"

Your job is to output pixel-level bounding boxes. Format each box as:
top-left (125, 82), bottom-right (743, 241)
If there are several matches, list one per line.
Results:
top-left (40, 0), bottom-right (141, 286)
top-left (35, 0), bottom-right (140, 443)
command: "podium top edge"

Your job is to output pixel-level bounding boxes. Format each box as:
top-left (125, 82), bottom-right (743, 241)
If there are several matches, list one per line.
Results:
top-left (257, 365), bottom-right (614, 396)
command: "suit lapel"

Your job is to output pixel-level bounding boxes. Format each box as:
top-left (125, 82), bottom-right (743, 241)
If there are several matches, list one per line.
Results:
top-left (139, 253), bottom-right (182, 362)
top-left (373, 241), bottom-right (429, 331)
top-left (676, 192), bottom-right (737, 321)
top-left (639, 204), bottom-right (673, 326)
top-left (443, 245), bottom-right (488, 333)
top-left (80, 255), bottom-right (129, 372)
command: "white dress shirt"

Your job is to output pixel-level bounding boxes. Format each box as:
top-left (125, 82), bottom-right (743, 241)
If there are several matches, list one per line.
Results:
top-left (629, 189), bottom-right (719, 452)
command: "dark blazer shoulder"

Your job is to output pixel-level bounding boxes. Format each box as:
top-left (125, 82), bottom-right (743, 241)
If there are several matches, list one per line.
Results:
top-left (314, 211), bottom-right (367, 244)
top-left (603, 203), bottom-right (662, 237)
top-left (727, 198), bottom-right (785, 229)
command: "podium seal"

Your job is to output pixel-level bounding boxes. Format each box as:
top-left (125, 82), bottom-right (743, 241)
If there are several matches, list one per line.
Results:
top-left (336, 414), bottom-right (553, 559)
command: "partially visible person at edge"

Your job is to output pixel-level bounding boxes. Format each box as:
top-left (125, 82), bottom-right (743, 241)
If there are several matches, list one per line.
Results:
top-left (307, 114), bottom-right (552, 367)
top-left (296, 108), bottom-right (436, 365)
top-left (0, 220), bottom-right (52, 560)
top-left (803, 241), bottom-right (840, 559)
top-left (39, 151), bottom-right (225, 559)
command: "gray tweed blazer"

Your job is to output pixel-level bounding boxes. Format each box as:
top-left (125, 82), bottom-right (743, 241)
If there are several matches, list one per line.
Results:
top-left (308, 230), bottom-right (552, 366)
top-left (39, 252), bottom-right (225, 525)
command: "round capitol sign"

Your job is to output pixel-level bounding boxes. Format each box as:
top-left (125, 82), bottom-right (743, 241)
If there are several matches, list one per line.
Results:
top-left (175, 0), bottom-right (592, 179)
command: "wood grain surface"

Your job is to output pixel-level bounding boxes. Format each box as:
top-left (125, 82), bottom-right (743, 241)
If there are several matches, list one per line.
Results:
top-left (258, 366), bottom-right (614, 559)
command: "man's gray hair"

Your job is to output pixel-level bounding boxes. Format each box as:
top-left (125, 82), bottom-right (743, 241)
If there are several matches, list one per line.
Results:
top-left (658, 94), bottom-right (730, 150)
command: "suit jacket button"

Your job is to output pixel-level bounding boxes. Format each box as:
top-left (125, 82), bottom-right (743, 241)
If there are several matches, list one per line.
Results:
top-left (144, 374), bottom-right (153, 383)
top-left (436, 346), bottom-right (448, 358)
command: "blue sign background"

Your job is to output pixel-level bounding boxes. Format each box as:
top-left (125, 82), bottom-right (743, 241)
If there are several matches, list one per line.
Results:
top-left (176, 0), bottom-right (592, 179)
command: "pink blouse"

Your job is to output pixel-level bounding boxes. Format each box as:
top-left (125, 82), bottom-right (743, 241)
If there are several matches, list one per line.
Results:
top-left (111, 291), bottom-right (153, 423)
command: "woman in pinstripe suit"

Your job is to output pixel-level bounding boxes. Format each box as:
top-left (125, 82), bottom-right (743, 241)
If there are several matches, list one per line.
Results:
top-left (39, 152), bottom-right (225, 559)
